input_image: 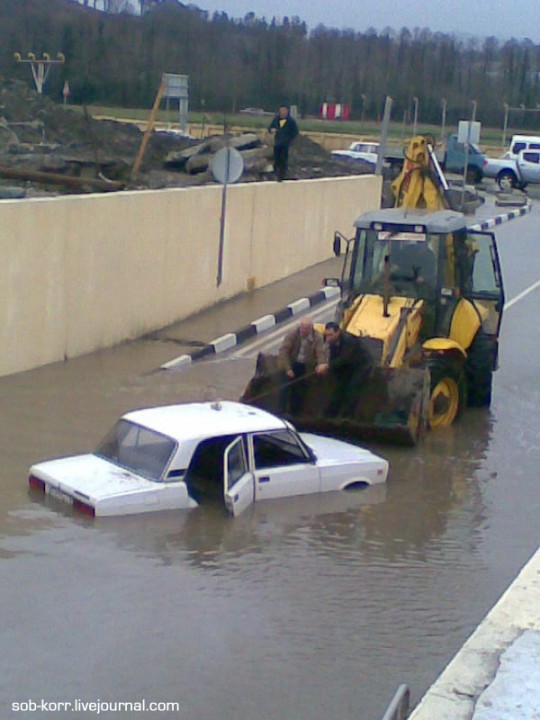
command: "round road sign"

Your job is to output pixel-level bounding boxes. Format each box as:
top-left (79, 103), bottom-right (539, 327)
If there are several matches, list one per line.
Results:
top-left (211, 146), bottom-right (244, 184)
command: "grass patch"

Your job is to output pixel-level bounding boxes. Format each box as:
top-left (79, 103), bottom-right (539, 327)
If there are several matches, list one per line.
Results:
top-left (69, 104), bottom-right (511, 154)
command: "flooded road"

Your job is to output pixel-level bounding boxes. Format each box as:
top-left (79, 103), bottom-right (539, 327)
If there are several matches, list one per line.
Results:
top-left (1, 205), bottom-right (540, 719)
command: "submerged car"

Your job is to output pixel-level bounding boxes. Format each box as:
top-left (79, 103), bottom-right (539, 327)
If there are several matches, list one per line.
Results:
top-left (29, 401), bottom-right (388, 518)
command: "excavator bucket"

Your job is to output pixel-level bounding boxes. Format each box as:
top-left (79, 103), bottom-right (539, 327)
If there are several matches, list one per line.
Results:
top-left (240, 353), bottom-right (431, 446)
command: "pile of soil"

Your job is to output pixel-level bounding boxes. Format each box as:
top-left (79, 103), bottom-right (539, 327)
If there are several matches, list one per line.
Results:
top-left (0, 77), bottom-right (372, 197)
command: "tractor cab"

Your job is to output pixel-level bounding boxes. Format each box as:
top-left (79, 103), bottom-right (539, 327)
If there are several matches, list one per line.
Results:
top-left (337, 208), bottom-right (504, 348)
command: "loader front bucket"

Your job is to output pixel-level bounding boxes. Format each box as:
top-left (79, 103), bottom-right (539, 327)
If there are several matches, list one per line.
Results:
top-left (240, 353), bottom-right (431, 446)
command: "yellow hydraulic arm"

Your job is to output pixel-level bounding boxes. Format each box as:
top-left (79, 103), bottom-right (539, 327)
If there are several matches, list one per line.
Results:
top-left (391, 135), bottom-right (445, 210)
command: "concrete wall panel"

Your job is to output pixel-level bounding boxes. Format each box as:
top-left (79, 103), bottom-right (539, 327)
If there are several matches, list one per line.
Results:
top-left (0, 175), bottom-right (381, 377)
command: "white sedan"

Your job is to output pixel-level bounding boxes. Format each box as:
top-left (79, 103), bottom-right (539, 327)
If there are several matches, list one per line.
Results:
top-left (331, 141), bottom-right (379, 165)
top-left (29, 401), bottom-right (388, 518)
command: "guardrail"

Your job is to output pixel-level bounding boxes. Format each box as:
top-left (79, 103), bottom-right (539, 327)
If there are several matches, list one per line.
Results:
top-left (379, 684), bottom-right (410, 720)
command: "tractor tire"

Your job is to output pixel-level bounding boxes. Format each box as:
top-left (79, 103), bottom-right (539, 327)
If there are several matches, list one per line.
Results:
top-left (465, 330), bottom-right (494, 407)
top-left (426, 357), bottom-right (467, 429)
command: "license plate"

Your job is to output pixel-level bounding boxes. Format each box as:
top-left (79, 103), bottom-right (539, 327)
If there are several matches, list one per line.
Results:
top-left (47, 485), bottom-right (74, 506)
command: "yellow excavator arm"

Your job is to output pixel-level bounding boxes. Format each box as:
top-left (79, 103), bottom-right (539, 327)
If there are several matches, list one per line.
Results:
top-left (391, 135), bottom-right (445, 210)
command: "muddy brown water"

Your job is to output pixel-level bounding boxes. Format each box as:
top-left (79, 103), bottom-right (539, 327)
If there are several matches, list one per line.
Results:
top-left (2, 208), bottom-right (540, 719)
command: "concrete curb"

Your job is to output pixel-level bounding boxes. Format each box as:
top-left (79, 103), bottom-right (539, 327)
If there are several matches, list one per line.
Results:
top-left (160, 285), bottom-right (340, 370)
top-left (468, 201), bottom-right (532, 231)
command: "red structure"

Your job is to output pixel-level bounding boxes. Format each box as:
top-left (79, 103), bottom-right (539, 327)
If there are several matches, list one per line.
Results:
top-left (320, 102), bottom-right (350, 120)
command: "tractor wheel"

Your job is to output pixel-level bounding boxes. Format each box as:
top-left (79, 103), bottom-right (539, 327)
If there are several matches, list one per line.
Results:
top-left (427, 358), bottom-right (467, 428)
top-left (465, 330), bottom-right (494, 407)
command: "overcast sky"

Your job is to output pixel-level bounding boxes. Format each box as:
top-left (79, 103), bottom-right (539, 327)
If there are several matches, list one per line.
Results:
top-left (195, 0), bottom-right (540, 42)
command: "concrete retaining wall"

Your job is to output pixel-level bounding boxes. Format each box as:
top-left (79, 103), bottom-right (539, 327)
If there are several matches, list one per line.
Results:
top-left (0, 174), bottom-right (381, 378)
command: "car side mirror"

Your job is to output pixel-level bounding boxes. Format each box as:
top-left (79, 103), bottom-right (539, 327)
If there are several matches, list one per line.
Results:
top-left (333, 232), bottom-right (341, 256)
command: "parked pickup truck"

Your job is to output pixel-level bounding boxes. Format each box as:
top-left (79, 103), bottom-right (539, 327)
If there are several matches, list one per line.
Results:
top-left (384, 134), bottom-right (487, 182)
top-left (483, 149), bottom-right (540, 190)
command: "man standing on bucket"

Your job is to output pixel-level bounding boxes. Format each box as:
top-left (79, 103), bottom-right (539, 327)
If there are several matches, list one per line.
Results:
top-left (268, 104), bottom-right (299, 181)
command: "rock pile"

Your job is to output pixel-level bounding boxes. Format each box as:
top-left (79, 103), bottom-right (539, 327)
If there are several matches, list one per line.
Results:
top-left (0, 77), bottom-right (372, 197)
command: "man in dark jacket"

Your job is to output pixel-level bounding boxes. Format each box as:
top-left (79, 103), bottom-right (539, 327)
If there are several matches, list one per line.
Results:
top-left (321, 322), bottom-right (373, 418)
top-left (268, 104), bottom-right (299, 181)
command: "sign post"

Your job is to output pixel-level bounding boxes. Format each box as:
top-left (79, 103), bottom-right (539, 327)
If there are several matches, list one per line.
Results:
top-left (162, 73), bottom-right (189, 133)
top-left (211, 146), bottom-right (244, 286)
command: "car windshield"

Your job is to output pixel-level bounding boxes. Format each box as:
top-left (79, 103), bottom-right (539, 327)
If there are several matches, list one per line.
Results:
top-left (94, 420), bottom-right (177, 481)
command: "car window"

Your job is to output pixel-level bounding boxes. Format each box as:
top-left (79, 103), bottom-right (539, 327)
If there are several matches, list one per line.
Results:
top-left (522, 152), bottom-right (540, 164)
top-left (95, 420), bottom-right (176, 481)
top-left (511, 142), bottom-right (526, 154)
top-left (252, 430), bottom-right (310, 469)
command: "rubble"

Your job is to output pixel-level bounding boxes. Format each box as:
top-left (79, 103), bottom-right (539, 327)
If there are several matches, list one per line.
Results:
top-left (0, 77), bottom-right (373, 197)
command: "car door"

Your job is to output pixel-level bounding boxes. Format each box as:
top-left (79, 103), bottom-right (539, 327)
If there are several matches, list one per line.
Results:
top-left (250, 430), bottom-right (320, 501)
top-left (223, 436), bottom-right (254, 517)
top-left (518, 151), bottom-right (540, 183)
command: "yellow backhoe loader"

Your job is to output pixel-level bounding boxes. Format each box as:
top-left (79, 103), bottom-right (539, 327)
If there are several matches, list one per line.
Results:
top-left (241, 137), bottom-right (504, 445)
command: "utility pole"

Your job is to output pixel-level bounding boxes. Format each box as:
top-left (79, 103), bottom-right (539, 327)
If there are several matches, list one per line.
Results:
top-left (14, 52), bottom-right (65, 95)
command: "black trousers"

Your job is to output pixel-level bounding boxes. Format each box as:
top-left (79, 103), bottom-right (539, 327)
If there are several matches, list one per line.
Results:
top-left (279, 361), bottom-right (307, 414)
top-left (273, 143), bottom-right (290, 180)
top-left (325, 371), bottom-right (359, 418)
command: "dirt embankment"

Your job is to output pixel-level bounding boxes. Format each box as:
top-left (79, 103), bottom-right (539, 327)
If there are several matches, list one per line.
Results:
top-left (0, 78), bottom-right (372, 198)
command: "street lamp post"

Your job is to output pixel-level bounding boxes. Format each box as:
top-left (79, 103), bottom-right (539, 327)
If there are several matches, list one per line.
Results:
top-left (14, 52), bottom-right (65, 95)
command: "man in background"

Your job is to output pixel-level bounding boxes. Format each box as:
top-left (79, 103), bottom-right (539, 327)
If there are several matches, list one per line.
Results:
top-left (268, 104), bottom-right (299, 181)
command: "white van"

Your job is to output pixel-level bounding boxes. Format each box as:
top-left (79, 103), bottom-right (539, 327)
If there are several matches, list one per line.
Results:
top-left (505, 135), bottom-right (540, 159)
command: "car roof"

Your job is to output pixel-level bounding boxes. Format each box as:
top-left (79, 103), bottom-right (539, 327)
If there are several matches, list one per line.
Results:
top-left (123, 401), bottom-right (287, 442)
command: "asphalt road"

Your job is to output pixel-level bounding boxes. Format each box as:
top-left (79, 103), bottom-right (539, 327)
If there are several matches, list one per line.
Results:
top-left (0, 197), bottom-right (539, 720)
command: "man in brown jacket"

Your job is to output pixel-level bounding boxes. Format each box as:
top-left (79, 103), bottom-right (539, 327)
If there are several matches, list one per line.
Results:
top-left (277, 317), bottom-right (327, 414)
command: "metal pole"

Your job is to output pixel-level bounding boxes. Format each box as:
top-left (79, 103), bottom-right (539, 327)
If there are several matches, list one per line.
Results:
top-left (440, 98), bottom-right (447, 142)
top-left (461, 100), bottom-right (476, 204)
top-left (376, 96), bottom-right (393, 176)
top-left (413, 96), bottom-right (419, 136)
top-left (379, 684), bottom-right (410, 720)
top-left (360, 94), bottom-right (367, 134)
top-left (502, 102), bottom-right (509, 149)
top-left (216, 148), bottom-right (231, 286)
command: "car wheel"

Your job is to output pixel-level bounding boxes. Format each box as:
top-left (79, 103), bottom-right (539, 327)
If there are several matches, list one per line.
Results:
top-left (426, 358), bottom-right (466, 428)
top-left (497, 170), bottom-right (517, 191)
top-left (465, 330), bottom-right (494, 407)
